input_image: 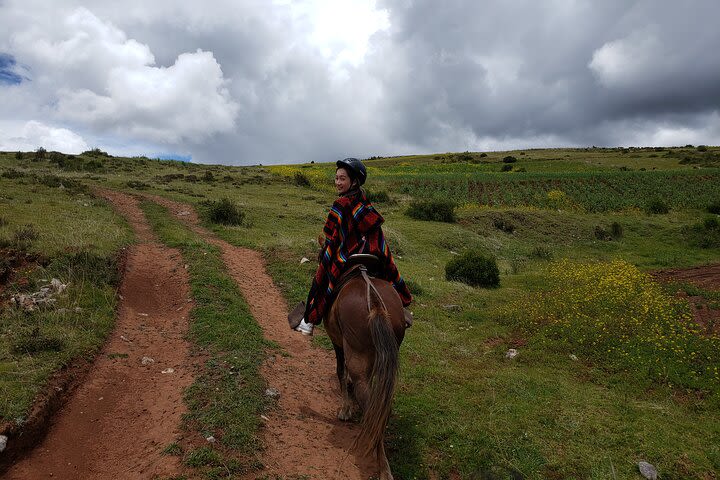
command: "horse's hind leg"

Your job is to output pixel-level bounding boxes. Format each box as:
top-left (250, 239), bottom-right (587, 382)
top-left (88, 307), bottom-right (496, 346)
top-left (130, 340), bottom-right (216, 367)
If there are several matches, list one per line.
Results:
top-left (334, 344), bottom-right (355, 421)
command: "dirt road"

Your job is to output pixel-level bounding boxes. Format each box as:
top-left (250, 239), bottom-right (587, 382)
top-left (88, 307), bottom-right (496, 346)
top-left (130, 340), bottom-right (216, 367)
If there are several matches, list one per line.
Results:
top-left (147, 194), bottom-right (376, 479)
top-left (6, 190), bottom-right (195, 479)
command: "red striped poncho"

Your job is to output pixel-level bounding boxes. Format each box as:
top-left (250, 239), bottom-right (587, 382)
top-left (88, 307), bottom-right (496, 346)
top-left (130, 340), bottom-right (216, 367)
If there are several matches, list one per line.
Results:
top-left (304, 190), bottom-right (412, 325)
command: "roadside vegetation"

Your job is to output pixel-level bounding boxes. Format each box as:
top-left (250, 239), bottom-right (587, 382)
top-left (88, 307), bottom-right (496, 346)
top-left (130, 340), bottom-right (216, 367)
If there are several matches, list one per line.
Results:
top-left (1, 146), bottom-right (719, 478)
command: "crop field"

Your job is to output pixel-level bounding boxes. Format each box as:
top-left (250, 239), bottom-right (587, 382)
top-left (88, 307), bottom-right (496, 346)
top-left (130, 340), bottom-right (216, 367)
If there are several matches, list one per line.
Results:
top-left (1, 146), bottom-right (719, 479)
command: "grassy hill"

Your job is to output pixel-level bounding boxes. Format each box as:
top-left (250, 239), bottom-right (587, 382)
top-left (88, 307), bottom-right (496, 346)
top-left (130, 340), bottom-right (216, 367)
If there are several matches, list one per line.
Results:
top-left (1, 146), bottom-right (719, 479)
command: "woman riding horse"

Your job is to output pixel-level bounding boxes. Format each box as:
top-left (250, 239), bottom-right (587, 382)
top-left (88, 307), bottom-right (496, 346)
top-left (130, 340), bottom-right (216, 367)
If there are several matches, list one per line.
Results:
top-left (295, 157), bottom-right (412, 335)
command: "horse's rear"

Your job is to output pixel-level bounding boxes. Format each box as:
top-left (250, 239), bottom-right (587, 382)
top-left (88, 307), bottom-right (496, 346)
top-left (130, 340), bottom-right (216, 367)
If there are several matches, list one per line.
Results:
top-left (325, 274), bottom-right (405, 480)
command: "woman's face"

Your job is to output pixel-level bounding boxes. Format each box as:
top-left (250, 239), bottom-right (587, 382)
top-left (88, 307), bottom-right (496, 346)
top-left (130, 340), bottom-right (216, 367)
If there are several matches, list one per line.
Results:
top-left (335, 168), bottom-right (353, 194)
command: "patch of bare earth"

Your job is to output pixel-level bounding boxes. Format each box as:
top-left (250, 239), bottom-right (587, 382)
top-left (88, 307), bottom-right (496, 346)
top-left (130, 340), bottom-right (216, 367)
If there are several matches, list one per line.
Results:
top-left (652, 263), bottom-right (720, 335)
top-left (146, 194), bottom-right (377, 479)
top-left (5, 189), bottom-right (195, 479)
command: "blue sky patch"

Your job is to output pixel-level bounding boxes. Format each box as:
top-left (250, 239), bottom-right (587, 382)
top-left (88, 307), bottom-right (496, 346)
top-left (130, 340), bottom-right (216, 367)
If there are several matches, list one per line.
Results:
top-left (0, 53), bottom-right (24, 85)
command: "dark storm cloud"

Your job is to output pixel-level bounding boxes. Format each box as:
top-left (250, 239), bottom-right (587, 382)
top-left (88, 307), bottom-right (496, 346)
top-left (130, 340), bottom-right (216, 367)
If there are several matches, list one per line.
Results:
top-left (369, 0), bottom-right (720, 150)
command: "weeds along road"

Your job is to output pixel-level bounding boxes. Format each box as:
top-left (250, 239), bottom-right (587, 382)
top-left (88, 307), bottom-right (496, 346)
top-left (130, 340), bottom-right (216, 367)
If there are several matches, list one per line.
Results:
top-left (146, 193), bottom-right (377, 479)
top-left (6, 189), bottom-right (195, 479)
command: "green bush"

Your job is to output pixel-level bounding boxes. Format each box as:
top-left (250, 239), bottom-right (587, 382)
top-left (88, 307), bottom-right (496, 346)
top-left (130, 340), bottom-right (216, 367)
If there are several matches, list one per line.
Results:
top-left (697, 145), bottom-right (708, 152)
top-left (479, 153), bottom-right (488, 158)
top-left (34, 147), bottom-right (46, 161)
top-left (610, 221), bottom-right (624, 239)
top-left (492, 217), bottom-right (515, 233)
top-left (503, 155), bottom-right (518, 163)
top-left (209, 198), bottom-right (245, 226)
top-left (708, 200), bottom-right (720, 215)
top-left (685, 217), bottom-right (720, 249)
top-left (15, 151), bottom-right (23, 160)
top-left (202, 171), bottom-right (215, 182)
top-left (500, 164), bottom-right (513, 172)
top-left (127, 180), bottom-right (149, 190)
top-left (11, 327), bottom-right (65, 354)
top-left (406, 199), bottom-right (456, 223)
top-left (445, 250), bottom-right (499, 288)
top-left (530, 245), bottom-right (553, 260)
top-left (645, 198), bottom-right (669, 214)
top-left (366, 190), bottom-right (389, 203)
top-left (12, 224), bottom-right (40, 250)
top-left (293, 172), bottom-right (311, 187)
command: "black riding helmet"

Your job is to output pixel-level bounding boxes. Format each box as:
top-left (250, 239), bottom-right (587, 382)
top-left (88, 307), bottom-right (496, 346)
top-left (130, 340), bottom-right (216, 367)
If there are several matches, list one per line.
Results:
top-left (336, 157), bottom-right (367, 186)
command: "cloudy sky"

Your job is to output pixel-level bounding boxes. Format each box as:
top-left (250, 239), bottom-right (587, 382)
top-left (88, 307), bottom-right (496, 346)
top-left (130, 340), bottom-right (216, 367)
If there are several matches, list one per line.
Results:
top-left (1, 0), bottom-right (719, 165)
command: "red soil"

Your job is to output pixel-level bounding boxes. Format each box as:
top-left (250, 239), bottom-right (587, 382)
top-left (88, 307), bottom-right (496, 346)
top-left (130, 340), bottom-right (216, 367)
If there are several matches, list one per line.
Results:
top-left (5, 190), bottom-right (195, 479)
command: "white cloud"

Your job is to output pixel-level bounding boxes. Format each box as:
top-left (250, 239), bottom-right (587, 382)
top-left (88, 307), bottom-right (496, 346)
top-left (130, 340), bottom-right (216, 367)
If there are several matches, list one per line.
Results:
top-left (588, 28), bottom-right (663, 87)
top-left (6, 6), bottom-right (237, 145)
top-left (56, 49), bottom-right (238, 143)
top-left (0, 120), bottom-right (89, 153)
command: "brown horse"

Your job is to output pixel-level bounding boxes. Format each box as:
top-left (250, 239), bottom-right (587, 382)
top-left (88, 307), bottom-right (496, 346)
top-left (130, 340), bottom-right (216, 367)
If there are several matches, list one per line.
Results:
top-left (324, 263), bottom-right (406, 480)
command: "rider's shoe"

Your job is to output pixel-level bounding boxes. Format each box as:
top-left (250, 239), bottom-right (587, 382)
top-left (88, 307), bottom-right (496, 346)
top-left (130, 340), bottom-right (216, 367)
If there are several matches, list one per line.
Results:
top-left (294, 318), bottom-right (314, 336)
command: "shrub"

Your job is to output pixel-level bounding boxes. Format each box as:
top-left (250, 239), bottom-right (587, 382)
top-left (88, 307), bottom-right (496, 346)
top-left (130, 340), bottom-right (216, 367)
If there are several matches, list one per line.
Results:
top-left (209, 198), bottom-right (245, 226)
top-left (12, 224), bottom-right (40, 250)
top-left (15, 151), bottom-right (23, 160)
top-left (366, 190), bottom-right (389, 203)
top-left (708, 200), bottom-right (720, 215)
top-left (492, 217), bottom-right (515, 233)
top-left (646, 198), bottom-right (669, 214)
top-left (697, 145), bottom-right (708, 152)
top-left (1, 169), bottom-right (25, 179)
top-left (479, 153), bottom-right (488, 158)
top-left (34, 147), bottom-right (46, 161)
top-left (127, 180), bottom-right (149, 190)
top-left (406, 199), bottom-right (456, 223)
top-left (501, 164), bottom-right (513, 172)
top-left (703, 216), bottom-right (720, 230)
top-left (49, 151), bottom-right (65, 163)
top-left (594, 225), bottom-right (611, 241)
top-left (685, 217), bottom-right (720, 249)
top-left (202, 171), bottom-right (215, 182)
top-left (610, 222), bottom-right (624, 239)
top-left (293, 172), bottom-right (311, 187)
top-left (502, 155), bottom-right (518, 163)
top-left (445, 250), bottom-right (499, 288)
top-left (530, 245), bottom-right (553, 260)
top-left (82, 147), bottom-right (109, 157)
top-left (0, 216), bottom-right (7, 227)
top-left (11, 327), bottom-right (65, 354)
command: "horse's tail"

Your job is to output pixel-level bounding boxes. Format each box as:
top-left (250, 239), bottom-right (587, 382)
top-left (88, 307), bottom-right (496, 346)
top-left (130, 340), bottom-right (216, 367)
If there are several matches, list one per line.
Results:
top-left (358, 298), bottom-right (399, 456)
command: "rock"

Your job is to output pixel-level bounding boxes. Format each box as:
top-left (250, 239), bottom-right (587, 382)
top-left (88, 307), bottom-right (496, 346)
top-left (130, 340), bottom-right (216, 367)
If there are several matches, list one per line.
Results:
top-left (0, 435), bottom-right (7, 452)
top-left (505, 348), bottom-right (519, 359)
top-left (260, 415), bottom-right (270, 422)
top-left (265, 388), bottom-right (280, 399)
top-left (443, 304), bottom-right (461, 312)
top-left (206, 435), bottom-right (216, 443)
top-left (177, 210), bottom-right (191, 216)
top-left (638, 461), bottom-right (657, 480)
top-left (161, 368), bottom-right (175, 374)
top-left (569, 354), bottom-right (578, 361)
top-left (120, 335), bottom-right (131, 342)
top-left (141, 356), bottom-right (154, 365)
top-left (300, 257), bottom-right (310, 264)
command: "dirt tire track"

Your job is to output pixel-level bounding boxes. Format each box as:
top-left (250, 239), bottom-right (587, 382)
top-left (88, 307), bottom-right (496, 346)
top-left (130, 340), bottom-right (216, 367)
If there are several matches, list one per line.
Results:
top-left (146, 194), bottom-right (376, 479)
top-left (5, 189), bottom-right (195, 479)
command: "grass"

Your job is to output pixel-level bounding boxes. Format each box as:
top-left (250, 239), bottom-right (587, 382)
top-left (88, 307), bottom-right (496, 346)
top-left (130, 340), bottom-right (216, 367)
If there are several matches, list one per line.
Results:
top-left (3, 147), bottom-right (720, 478)
top-left (140, 200), bottom-right (271, 477)
top-left (0, 250), bottom-right (124, 420)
